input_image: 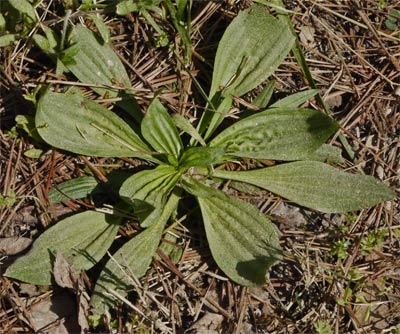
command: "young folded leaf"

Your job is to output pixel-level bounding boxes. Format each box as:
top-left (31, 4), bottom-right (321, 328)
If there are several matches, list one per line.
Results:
top-left (179, 147), bottom-right (225, 168)
top-left (241, 81), bottom-right (275, 118)
top-left (172, 114), bottom-right (206, 146)
top-left (91, 191), bottom-right (180, 314)
top-left (210, 108), bottom-right (338, 161)
top-left (5, 211), bottom-right (120, 285)
top-left (119, 165), bottom-right (181, 227)
top-left (269, 89), bottom-right (318, 109)
top-left (251, 81), bottom-right (275, 109)
top-left (212, 161), bottom-right (395, 213)
top-left (202, 96), bottom-right (233, 141)
top-left (141, 98), bottom-right (183, 165)
top-left (181, 176), bottom-right (281, 286)
top-left (36, 90), bottom-right (154, 160)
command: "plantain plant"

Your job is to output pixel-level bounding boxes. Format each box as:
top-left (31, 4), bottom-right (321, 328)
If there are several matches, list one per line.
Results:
top-left (5, 6), bottom-right (395, 315)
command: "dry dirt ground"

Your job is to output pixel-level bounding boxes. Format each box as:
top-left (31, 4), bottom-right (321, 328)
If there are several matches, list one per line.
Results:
top-left (1, 0), bottom-right (399, 333)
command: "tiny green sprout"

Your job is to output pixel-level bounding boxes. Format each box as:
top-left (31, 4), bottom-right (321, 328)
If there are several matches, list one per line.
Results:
top-left (87, 314), bottom-right (102, 328)
top-left (0, 190), bottom-right (17, 208)
top-left (314, 320), bottom-right (333, 334)
top-left (330, 239), bottom-right (352, 261)
top-left (385, 9), bottom-right (400, 31)
top-left (5, 4), bottom-right (395, 318)
top-left (24, 148), bottom-right (43, 159)
top-left (360, 229), bottom-right (387, 255)
top-left (377, 0), bottom-right (388, 10)
top-left (347, 267), bottom-right (363, 282)
top-left (5, 126), bottom-right (18, 139)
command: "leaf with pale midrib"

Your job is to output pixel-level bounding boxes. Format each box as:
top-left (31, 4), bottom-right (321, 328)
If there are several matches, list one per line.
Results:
top-left (36, 90), bottom-right (154, 160)
top-left (5, 211), bottom-right (120, 285)
top-left (181, 176), bottom-right (281, 286)
top-left (91, 191), bottom-right (180, 313)
top-left (210, 108), bottom-right (338, 161)
top-left (212, 161), bottom-right (395, 213)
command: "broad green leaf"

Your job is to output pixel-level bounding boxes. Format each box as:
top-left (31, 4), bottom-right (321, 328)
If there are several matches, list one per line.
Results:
top-left (32, 34), bottom-right (51, 52)
top-left (182, 176), bottom-right (281, 286)
top-left (209, 6), bottom-right (294, 99)
top-left (8, 0), bottom-right (37, 24)
top-left (5, 211), bottom-right (119, 285)
top-left (179, 147), bottom-right (225, 168)
top-left (212, 161), bottom-right (395, 213)
top-left (210, 108), bottom-right (338, 161)
top-left (172, 114), bottom-right (206, 146)
top-left (49, 171), bottom-right (132, 204)
top-left (48, 176), bottom-right (99, 203)
top-left (197, 6), bottom-right (294, 139)
top-left (141, 99), bottom-right (183, 164)
top-left (300, 144), bottom-right (343, 163)
top-left (65, 24), bottom-right (131, 98)
top-left (270, 89), bottom-right (318, 109)
top-left (119, 165), bottom-right (181, 227)
top-left (36, 90), bottom-right (155, 160)
top-left (0, 34), bottom-right (17, 47)
top-left (91, 191), bottom-right (180, 314)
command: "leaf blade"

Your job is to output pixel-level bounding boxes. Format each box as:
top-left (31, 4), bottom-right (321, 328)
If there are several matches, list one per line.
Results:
top-left (198, 5), bottom-right (295, 139)
top-left (90, 191), bottom-right (180, 313)
top-left (270, 89), bottom-right (318, 109)
top-left (48, 176), bottom-right (99, 203)
top-left (5, 211), bottom-right (119, 285)
top-left (212, 161), bottom-right (395, 213)
top-left (36, 90), bottom-right (153, 160)
top-left (66, 24), bottom-right (131, 97)
top-left (182, 176), bottom-right (281, 286)
top-left (210, 108), bottom-right (339, 161)
top-left (210, 6), bottom-right (294, 98)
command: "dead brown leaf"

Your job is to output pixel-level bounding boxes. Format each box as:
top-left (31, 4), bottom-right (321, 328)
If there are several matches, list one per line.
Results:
top-left (53, 252), bottom-right (79, 290)
top-left (52, 253), bottom-right (90, 333)
top-left (0, 237), bottom-right (32, 255)
top-left (186, 312), bottom-right (224, 334)
top-left (16, 292), bottom-right (80, 334)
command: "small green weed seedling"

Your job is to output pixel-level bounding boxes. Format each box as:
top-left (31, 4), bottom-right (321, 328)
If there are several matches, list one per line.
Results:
top-left (5, 6), bottom-right (395, 315)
